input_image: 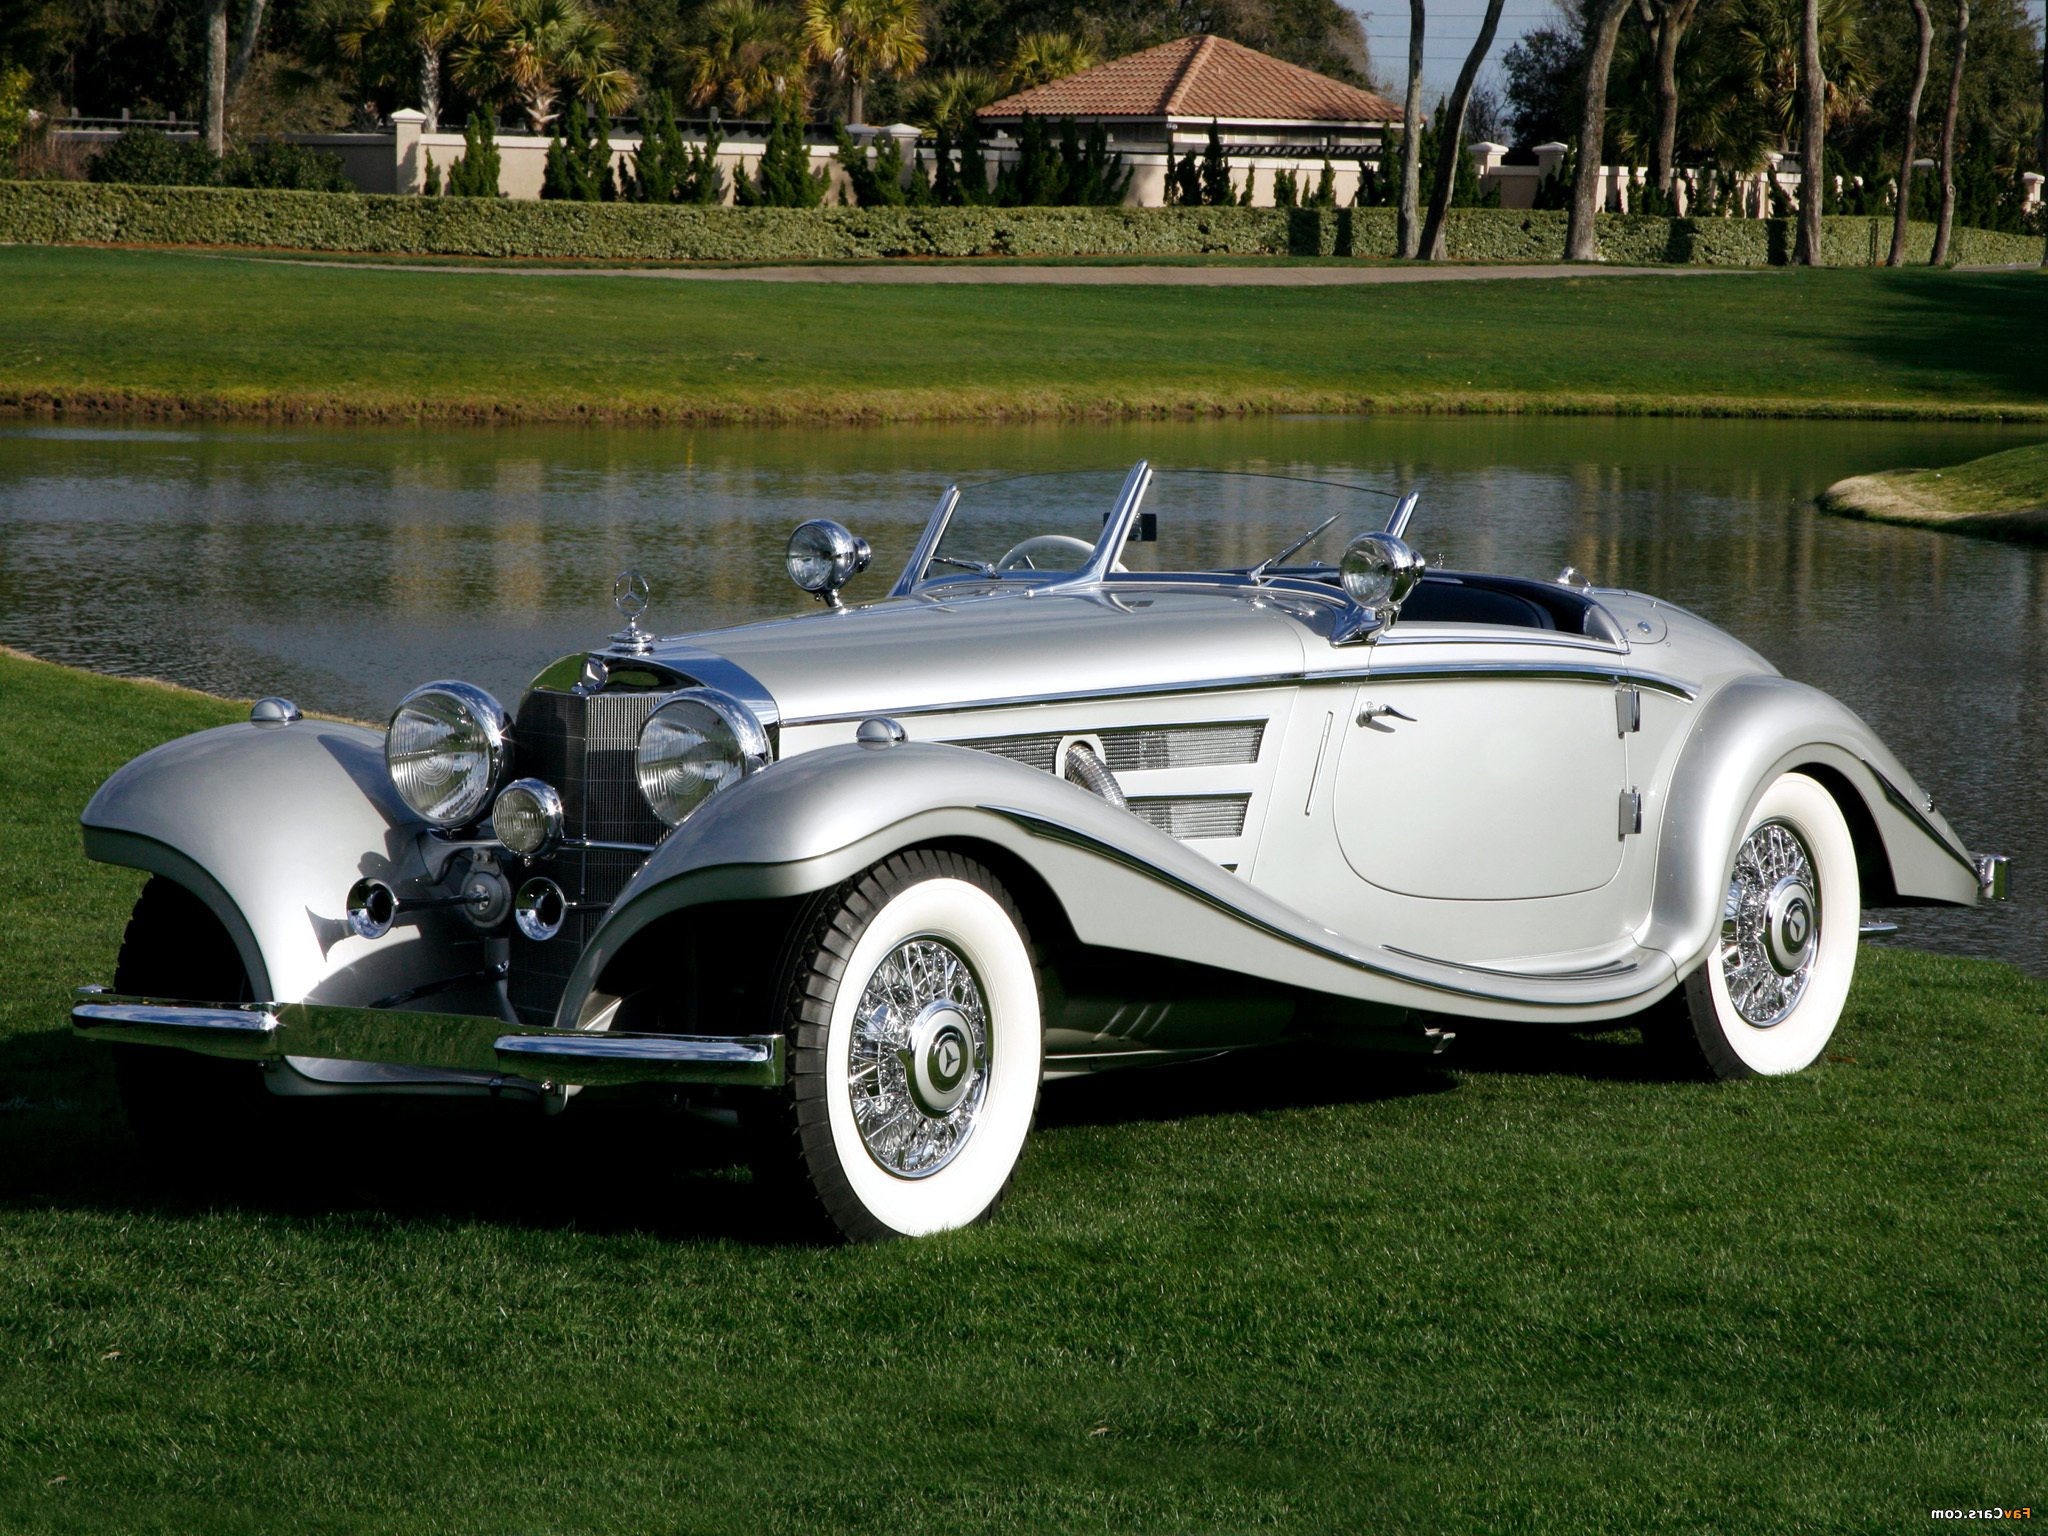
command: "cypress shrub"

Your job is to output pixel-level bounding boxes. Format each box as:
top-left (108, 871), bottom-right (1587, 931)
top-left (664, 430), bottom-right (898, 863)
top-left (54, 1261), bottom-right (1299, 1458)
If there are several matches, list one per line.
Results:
top-left (445, 116), bottom-right (502, 197)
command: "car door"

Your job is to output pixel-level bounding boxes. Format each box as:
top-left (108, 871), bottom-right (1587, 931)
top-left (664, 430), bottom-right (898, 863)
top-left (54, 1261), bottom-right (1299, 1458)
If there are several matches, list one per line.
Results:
top-left (1331, 641), bottom-right (1632, 901)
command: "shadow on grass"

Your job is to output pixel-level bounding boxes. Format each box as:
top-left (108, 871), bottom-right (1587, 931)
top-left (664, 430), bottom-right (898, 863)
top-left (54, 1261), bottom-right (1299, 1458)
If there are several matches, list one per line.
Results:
top-left (0, 1016), bottom-right (1666, 1241)
top-left (1819, 270), bottom-right (2048, 404)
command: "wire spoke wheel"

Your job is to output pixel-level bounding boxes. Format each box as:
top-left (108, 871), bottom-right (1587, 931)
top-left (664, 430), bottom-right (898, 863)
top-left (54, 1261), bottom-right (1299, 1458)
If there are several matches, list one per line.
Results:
top-left (768, 848), bottom-right (1042, 1242)
top-left (847, 937), bottom-right (990, 1178)
top-left (1650, 772), bottom-right (1858, 1080)
top-left (1718, 819), bottom-right (1820, 1027)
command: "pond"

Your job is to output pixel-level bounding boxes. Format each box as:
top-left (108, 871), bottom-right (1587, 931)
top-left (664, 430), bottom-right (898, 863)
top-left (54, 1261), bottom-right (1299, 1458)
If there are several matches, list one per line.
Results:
top-left (2, 414), bottom-right (2040, 976)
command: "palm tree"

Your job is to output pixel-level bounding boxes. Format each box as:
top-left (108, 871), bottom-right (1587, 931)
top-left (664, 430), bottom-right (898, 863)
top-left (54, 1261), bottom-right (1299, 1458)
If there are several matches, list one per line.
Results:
top-left (1003, 31), bottom-right (1096, 91)
top-left (902, 66), bottom-right (1004, 132)
top-left (1726, 0), bottom-right (1867, 148)
top-left (681, 0), bottom-right (806, 116)
top-left (331, 0), bottom-right (505, 130)
top-left (453, 0), bottom-right (632, 132)
top-left (802, 0), bottom-right (925, 126)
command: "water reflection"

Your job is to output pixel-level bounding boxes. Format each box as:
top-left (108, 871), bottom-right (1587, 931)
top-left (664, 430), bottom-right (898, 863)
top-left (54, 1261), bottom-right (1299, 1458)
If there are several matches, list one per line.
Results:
top-left (1, 415), bottom-right (2040, 974)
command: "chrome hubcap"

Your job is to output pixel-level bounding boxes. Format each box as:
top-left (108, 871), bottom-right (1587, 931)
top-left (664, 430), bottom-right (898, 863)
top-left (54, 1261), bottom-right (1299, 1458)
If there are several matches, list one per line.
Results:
top-left (1719, 820), bottom-right (1820, 1027)
top-left (848, 938), bottom-right (989, 1178)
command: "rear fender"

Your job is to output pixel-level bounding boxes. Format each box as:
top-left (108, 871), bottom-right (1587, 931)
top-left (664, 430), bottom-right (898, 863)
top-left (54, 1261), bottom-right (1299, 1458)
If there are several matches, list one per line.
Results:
top-left (81, 720), bottom-right (475, 1005)
top-left (1643, 676), bottom-right (1982, 978)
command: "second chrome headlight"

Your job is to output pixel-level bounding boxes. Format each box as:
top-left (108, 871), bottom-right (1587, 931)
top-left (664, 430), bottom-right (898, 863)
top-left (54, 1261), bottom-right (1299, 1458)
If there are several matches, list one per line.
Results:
top-left (386, 681), bottom-right (511, 828)
top-left (635, 690), bottom-right (770, 828)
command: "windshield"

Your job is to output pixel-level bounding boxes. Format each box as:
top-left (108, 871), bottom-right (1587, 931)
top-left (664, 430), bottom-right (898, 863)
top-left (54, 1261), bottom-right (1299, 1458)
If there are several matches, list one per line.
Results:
top-left (912, 467), bottom-right (1403, 587)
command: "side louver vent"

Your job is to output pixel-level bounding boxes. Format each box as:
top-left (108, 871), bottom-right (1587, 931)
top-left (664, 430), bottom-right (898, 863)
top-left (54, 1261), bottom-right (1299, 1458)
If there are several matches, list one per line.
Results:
top-left (1127, 795), bottom-right (1251, 840)
top-left (960, 720), bottom-right (1265, 775)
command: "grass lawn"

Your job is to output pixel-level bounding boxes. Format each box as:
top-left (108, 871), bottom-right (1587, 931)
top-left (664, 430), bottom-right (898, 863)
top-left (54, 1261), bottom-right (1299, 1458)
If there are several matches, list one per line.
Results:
top-left (0, 645), bottom-right (2042, 1532)
top-left (1820, 437), bottom-right (2048, 543)
top-left (1, 245), bottom-right (2045, 424)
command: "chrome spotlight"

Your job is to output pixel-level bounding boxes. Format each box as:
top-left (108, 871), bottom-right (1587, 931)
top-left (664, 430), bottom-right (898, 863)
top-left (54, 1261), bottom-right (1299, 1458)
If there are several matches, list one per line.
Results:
top-left (786, 520), bottom-right (872, 609)
top-left (1339, 531), bottom-right (1426, 620)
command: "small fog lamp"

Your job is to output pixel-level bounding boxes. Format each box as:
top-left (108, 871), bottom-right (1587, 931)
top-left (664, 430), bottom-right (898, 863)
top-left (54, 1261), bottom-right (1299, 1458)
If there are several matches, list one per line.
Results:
top-left (491, 778), bottom-right (565, 858)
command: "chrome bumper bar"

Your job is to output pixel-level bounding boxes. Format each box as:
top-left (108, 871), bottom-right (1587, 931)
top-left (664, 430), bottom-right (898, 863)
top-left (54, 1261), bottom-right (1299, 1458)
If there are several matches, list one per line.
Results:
top-left (71, 990), bottom-right (785, 1089)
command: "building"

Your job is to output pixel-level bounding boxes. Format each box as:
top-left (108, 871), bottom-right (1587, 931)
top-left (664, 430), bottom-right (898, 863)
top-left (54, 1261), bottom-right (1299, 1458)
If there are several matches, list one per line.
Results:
top-left (976, 34), bottom-right (1403, 207)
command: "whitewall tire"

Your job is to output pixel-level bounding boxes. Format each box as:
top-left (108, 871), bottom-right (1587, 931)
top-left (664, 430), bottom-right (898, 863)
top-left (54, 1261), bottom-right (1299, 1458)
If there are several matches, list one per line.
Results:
top-left (772, 849), bottom-right (1043, 1242)
top-left (1658, 772), bottom-right (1860, 1079)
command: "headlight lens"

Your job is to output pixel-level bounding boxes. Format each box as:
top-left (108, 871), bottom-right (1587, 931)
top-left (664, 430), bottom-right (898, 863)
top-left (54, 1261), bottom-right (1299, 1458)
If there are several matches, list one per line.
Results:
top-left (385, 681), bottom-right (511, 827)
top-left (491, 778), bottom-right (564, 857)
top-left (636, 690), bottom-right (770, 827)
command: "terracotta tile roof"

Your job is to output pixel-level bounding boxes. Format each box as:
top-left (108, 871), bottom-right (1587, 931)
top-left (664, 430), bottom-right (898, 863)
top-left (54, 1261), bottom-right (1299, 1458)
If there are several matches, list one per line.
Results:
top-left (978, 35), bottom-right (1401, 125)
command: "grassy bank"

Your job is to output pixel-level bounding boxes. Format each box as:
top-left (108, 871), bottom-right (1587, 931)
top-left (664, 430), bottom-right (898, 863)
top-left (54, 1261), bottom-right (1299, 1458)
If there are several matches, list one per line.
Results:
top-left (1820, 438), bottom-right (2048, 542)
top-left (1, 246), bottom-right (2046, 425)
top-left (1, 645), bottom-right (2043, 1533)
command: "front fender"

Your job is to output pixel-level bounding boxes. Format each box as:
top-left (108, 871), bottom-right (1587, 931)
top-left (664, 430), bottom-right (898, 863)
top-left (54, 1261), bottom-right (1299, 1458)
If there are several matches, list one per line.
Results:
top-left (1643, 675), bottom-right (1982, 978)
top-left (81, 719), bottom-right (469, 1004)
top-left (556, 740), bottom-right (1685, 1031)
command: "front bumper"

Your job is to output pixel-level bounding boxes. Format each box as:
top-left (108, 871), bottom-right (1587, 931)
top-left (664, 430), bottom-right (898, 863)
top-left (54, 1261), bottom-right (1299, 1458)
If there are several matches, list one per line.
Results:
top-left (72, 990), bottom-right (785, 1089)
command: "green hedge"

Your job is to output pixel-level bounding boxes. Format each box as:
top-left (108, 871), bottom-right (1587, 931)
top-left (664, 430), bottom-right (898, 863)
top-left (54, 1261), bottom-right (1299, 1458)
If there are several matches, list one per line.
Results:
top-left (2, 179), bottom-right (2042, 267)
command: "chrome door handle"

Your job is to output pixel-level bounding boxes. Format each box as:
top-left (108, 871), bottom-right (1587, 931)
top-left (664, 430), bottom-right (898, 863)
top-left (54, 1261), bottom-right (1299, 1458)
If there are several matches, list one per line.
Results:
top-left (1356, 702), bottom-right (1416, 726)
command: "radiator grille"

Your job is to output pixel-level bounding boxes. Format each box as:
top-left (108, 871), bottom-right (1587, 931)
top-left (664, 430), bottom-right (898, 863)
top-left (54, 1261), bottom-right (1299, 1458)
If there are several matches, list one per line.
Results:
top-left (507, 688), bottom-right (667, 1027)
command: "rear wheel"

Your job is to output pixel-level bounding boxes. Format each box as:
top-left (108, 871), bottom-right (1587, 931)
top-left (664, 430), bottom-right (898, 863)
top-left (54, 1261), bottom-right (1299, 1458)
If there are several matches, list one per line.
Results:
top-left (761, 849), bottom-right (1043, 1242)
top-left (109, 878), bottom-right (273, 1155)
top-left (1650, 772), bottom-right (1859, 1079)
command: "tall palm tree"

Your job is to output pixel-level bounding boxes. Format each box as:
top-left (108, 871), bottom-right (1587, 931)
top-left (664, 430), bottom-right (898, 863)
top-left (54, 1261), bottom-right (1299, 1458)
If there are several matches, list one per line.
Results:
top-left (1727, 0), bottom-right (1867, 148)
top-left (682, 0), bottom-right (806, 116)
top-left (453, 0), bottom-right (632, 132)
top-left (331, 0), bottom-right (505, 130)
top-left (1003, 31), bottom-right (1096, 91)
top-left (802, 0), bottom-right (925, 126)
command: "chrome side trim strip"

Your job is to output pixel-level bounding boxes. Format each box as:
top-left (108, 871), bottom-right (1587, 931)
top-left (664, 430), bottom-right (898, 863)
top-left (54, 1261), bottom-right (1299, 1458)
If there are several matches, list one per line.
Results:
top-left (985, 808), bottom-right (1659, 1009)
top-left (1861, 758), bottom-right (1979, 878)
top-left (784, 663), bottom-right (1696, 728)
top-left (1378, 944), bottom-right (1641, 980)
top-left (492, 1031), bottom-right (784, 1087)
top-left (1361, 661), bottom-right (1698, 699)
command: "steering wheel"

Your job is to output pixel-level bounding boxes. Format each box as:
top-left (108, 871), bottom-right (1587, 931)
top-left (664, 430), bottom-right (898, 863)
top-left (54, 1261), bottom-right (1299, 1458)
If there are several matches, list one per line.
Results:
top-left (996, 534), bottom-right (1111, 573)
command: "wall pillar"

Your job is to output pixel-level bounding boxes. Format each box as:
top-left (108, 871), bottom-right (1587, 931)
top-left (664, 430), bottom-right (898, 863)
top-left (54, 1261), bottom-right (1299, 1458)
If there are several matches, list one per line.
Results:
top-left (391, 108), bottom-right (426, 195)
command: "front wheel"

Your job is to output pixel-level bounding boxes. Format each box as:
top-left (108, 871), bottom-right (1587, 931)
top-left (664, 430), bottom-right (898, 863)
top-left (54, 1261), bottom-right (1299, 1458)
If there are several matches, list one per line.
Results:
top-left (765, 849), bottom-right (1043, 1242)
top-left (1651, 771), bottom-right (1859, 1079)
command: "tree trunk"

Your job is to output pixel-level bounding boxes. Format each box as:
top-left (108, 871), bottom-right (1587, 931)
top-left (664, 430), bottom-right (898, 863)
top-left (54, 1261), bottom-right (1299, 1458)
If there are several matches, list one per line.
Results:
top-left (1643, 0), bottom-right (1697, 199)
top-left (850, 76), bottom-right (865, 127)
top-left (1795, 0), bottom-right (1826, 264)
top-left (231, 0), bottom-right (269, 92)
top-left (421, 45), bottom-right (441, 133)
top-left (1931, 0), bottom-right (1967, 264)
top-left (203, 0), bottom-right (229, 155)
top-left (1417, 0), bottom-right (1507, 260)
top-left (1565, 0), bottom-right (1634, 261)
top-left (1888, 0), bottom-right (1932, 266)
top-left (1397, 0), bottom-right (1425, 258)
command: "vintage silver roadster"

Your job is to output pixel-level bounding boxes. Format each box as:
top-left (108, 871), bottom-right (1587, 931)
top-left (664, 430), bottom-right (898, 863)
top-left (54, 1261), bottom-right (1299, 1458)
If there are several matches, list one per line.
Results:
top-left (72, 464), bottom-right (2008, 1240)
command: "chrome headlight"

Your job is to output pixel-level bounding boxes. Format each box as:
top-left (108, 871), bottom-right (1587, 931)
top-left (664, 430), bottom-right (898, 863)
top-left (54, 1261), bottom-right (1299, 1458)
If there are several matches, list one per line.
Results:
top-left (635, 690), bottom-right (771, 828)
top-left (491, 778), bottom-right (564, 857)
top-left (385, 681), bottom-right (511, 828)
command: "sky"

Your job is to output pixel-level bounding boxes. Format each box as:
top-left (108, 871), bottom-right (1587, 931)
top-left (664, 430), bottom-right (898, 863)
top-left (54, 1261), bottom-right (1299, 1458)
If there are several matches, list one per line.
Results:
top-left (1356, 0), bottom-right (2048, 114)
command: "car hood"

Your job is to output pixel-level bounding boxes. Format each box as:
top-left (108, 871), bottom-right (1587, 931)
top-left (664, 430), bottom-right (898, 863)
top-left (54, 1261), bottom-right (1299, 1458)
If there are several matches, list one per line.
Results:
top-left (661, 583), bottom-right (1318, 725)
